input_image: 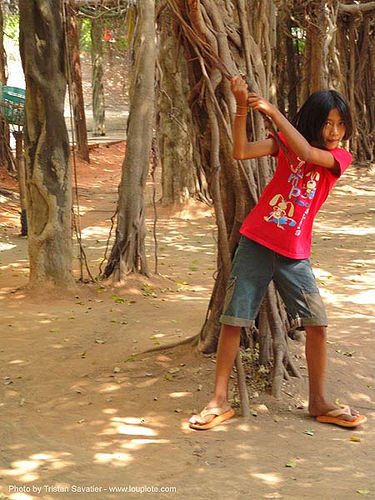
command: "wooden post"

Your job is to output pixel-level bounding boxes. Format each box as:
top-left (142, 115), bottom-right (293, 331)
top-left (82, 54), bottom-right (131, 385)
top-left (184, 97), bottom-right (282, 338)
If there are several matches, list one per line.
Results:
top-left (13, 130), bottom-right (27, 235)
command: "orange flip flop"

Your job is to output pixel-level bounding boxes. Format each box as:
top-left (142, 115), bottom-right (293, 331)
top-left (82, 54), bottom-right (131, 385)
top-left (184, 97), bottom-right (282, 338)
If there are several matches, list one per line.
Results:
top-left (316, 405), bottom-right (367, 428)
top-left (189, 407), bottom-right (235, 430)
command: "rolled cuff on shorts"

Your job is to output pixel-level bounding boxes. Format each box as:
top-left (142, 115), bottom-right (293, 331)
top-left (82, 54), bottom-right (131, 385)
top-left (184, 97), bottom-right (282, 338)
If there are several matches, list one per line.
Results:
top-left (290, 315), bottom-right (328, 330)
top-left (219, 314), bottom-right (256, 328)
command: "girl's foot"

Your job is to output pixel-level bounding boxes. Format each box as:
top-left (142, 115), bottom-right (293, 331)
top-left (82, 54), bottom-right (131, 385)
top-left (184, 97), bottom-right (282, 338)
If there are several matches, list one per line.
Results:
top-left (189, 399), bottom-right (233, 429)
top-left (309, 400), bottom-right (366, 427)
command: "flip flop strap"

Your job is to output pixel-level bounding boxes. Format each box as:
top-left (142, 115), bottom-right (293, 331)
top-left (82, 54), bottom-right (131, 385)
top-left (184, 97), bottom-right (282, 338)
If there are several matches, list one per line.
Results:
top-left (324, 405), bottom-right (351, 418)
top-left (200, 407), bottom-right (229, 419)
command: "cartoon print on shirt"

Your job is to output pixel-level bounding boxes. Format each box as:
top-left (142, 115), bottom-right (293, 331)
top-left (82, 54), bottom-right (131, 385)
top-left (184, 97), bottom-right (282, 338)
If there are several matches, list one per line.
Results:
top-left (263, 151), bottom-right (322, 233)
top-left (290, 157), bottom-right (305, 174)
top-left (264, 194), bottom-right (297, 230)
top-left (288, 167), bottom-right (310, 208)
top-left (301, 171), bottom-right (320, 199)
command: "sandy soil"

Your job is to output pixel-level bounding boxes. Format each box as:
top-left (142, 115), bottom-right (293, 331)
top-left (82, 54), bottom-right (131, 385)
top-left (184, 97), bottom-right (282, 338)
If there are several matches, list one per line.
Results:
top-left (0, 145), bottom-right (374, 500)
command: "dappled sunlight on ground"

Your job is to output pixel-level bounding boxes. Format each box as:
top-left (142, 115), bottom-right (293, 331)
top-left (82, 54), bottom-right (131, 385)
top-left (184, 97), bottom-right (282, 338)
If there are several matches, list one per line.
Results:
top-left (1, 152), bottom-right (374, 498)
top-left (0, 452), bottom-right (74, 483)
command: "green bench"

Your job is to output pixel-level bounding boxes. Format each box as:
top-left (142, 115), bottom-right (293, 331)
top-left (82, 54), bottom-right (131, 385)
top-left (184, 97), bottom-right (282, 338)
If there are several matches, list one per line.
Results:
top-left (0, 84), bottom-right (25, 126)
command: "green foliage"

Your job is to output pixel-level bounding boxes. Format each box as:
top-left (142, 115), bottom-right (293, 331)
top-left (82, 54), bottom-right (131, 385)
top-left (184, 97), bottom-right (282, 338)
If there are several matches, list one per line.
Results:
top-left (103, 17), bottom-right (128, 52)
top-left (4, 14), bottom-right (19, 42)
top-left (79, 16), bottom-right (128, 54)
top-left (291, 26), bottom-right (306, 53)
top-left (79, 18), bottom-right (92, 52)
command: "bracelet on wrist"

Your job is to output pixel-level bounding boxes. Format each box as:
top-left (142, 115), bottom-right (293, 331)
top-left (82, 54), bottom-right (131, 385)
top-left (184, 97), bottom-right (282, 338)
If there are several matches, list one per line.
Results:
top-left (236, 105), bottom-right (248, 110)
top-left (235, 113), bottom-right (247, 117)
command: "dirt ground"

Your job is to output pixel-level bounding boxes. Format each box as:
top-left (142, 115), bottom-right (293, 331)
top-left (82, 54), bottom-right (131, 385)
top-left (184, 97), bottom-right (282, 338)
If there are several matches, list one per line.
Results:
top-left (0, 144), bottom-right (374, 500)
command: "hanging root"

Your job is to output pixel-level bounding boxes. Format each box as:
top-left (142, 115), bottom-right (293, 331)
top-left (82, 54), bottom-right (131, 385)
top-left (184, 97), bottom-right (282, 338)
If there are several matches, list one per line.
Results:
top-left (138, 334), bottom-right (199, 355)
top-left (235, 351), bottom-right (251, 417)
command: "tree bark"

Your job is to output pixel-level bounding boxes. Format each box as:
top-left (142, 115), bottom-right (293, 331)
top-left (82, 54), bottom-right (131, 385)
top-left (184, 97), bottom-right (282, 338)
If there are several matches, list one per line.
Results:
top-left (103, 0), bottom-right (155, 280)
top-left (339, 2), bottom-right (375, 14)
top-left (91, 14), bottom-right (105, 136)
top-left (65, 0), bottom-right (90, 161)
top-left (157, 6), bottom-right (208, 205)
top-left (301, 0), bottom-right (327, 102)
top-left (0, 2), bottom-right (14, 173)
top-left (19, 0), bottom-right (75, 288)
top-left (334, 9), bottom-right (375, 162)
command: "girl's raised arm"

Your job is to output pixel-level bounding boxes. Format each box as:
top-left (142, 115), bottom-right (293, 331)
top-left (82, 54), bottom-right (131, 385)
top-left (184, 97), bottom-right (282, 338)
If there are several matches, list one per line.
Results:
top-left (247, 93), bottom-right (340, 172)
top-left (231, 77), bottom-right (278, 160)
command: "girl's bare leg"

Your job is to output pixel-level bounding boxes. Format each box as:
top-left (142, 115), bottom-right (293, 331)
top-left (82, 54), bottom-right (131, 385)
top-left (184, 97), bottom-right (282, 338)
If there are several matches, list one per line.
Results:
top-left (305, 325), bottom-right (358, 421)
top-left (189, 325), bottom-right (241, 425)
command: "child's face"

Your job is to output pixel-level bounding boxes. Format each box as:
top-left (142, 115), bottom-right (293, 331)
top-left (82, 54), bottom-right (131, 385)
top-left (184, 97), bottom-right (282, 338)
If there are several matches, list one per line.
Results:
top-left (321, 108), bottom-right (346, 150)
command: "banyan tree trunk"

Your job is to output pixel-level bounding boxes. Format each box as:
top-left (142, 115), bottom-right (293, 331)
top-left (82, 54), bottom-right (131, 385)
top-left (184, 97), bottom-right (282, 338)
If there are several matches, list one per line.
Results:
top-left (91, 14), bottom-right (105, 137)
top-left (103, 0), bottom-right (155, 280)
top-left (335, 8), bottom-right (375, 162)
top-left (167, 0), bottom-right (300, 397)
top-left (156, 6), bottom-right (208, 205)
top-left (65, 0), bottom-right (90, 162)
top-left (0, 4), bottom-right (14, 173)
top-left (301, 0), bottom-right (327, 102)
top-left (19, 0), bottom-right (75, 288)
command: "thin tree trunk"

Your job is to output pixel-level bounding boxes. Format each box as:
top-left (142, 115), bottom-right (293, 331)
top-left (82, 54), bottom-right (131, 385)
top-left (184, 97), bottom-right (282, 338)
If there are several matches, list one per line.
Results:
top-left (91, 14), bottom-right (105, 136)
top-left (302, 0), bottom-right (327, 102)
top-left (0, 2), bottom-right (14, 173)
top-left (157, 6), bottom-right (207, 205)
top-left (19, 0), bottom-right (74, 288)
top-left (65, 0), bottom-right (90, 161)
top-left (103, 0), bottom-right (155, 280)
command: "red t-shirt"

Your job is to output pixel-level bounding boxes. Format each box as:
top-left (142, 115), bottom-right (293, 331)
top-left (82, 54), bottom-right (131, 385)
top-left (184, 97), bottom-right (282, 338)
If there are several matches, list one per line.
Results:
top-left (240, 134), bottom-right (352, 259)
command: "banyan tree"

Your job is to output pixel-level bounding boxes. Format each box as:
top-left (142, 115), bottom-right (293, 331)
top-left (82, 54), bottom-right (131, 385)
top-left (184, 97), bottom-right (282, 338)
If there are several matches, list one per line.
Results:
top-left (163, 0), bottom-right (301, 398)
top-left (104, 0), bottom-right (374, 399)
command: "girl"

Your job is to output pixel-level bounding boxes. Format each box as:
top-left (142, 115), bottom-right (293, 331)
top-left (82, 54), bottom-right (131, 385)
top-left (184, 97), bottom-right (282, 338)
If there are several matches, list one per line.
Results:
top-left (189, 76), bottom-right (366, 430)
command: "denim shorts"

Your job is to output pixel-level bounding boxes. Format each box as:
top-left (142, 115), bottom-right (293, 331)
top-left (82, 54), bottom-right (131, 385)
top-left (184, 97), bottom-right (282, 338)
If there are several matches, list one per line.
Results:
top-left (220, 236), bottom-right (327, 329)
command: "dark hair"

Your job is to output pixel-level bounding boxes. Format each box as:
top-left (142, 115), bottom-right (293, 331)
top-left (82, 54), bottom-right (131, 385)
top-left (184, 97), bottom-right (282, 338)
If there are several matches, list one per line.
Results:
top-left (293, 90), bottom-right (353, 147)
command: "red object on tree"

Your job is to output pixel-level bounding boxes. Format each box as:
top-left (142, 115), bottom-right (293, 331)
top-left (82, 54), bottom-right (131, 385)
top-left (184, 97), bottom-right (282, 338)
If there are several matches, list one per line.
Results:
top-left (103, 29), bottom-right (112, 41)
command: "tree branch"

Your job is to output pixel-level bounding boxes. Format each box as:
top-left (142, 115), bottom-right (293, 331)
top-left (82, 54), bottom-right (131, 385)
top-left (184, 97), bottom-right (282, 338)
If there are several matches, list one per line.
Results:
top-left (338, 2), bottom-right (375, 14)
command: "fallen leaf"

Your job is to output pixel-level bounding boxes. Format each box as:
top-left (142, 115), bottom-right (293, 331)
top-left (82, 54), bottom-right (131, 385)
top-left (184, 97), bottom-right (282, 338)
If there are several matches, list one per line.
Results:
top-left (350, 436), bottom-right (361, 442)
top-left (113, 367), bottom-right (121, 373)
top-left (357, 491), bottom-right (370, 495)
top-left (285, 461), bottom-right (297, 468)
top-left (168, 367), bottom-right (180, 374)
top-left (304, 429), bottom-right (315, 436)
